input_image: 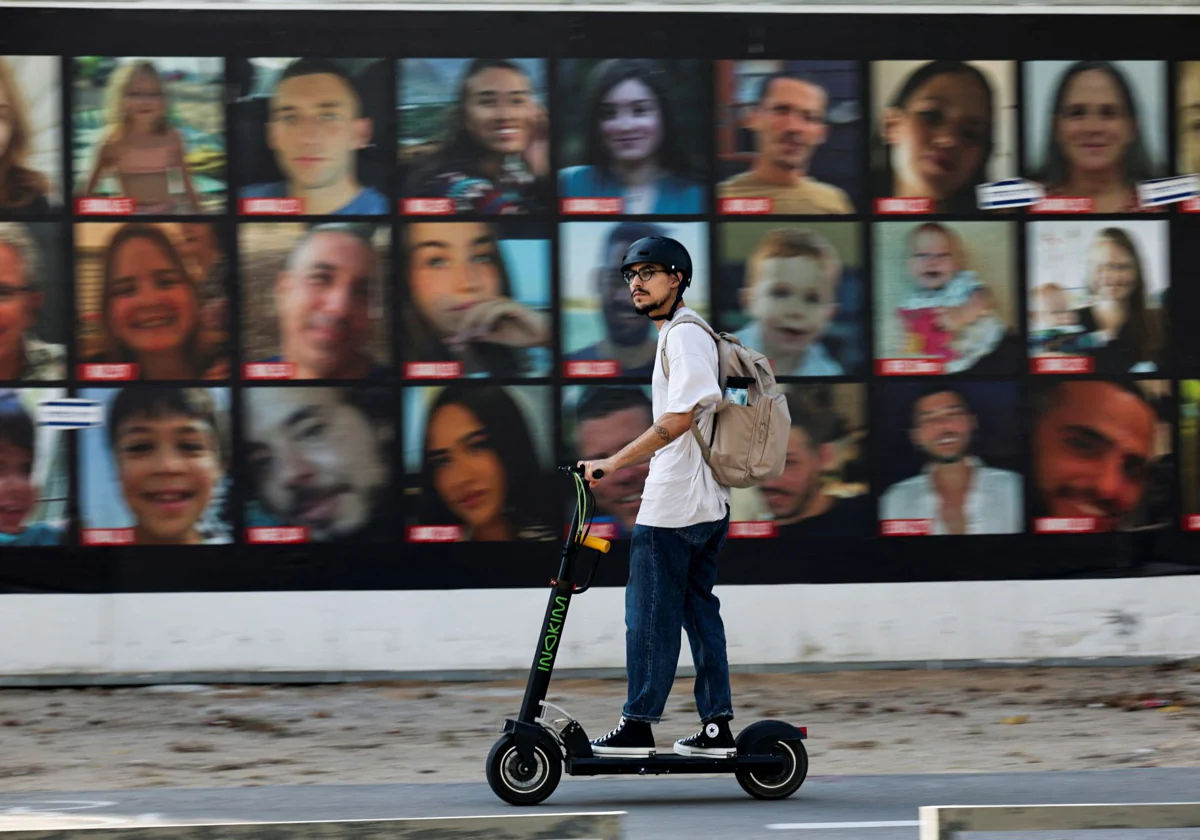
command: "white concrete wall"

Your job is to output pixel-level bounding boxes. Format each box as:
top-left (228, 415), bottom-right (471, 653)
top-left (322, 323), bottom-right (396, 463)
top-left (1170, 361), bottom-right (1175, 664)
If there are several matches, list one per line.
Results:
top-left (1, 577), bottom-right (1198, 680)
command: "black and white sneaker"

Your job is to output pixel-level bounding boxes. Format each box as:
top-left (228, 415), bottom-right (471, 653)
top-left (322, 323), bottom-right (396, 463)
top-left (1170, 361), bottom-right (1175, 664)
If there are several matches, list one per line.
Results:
top-left (590, 716), bottom-right (655, 757)
top-left (674, 717), bottom-right (736, 758)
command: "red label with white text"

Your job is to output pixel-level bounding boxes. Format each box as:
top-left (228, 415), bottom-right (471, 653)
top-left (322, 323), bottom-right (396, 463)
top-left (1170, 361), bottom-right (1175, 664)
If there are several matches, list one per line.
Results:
top-left (564, 360), bottom-right (620, 378)
top-left (729, 521), bottom-right (779, 539)
top-left (243, 362), bottom-right (297, 380)
top-left (401, 198), bottom-right (454, 215)
top-left (79, 363), bottom-right (137, 381)
top-left (406, 525), bottom-right (463, 542)
top-left (1031, 197), bottom-right (1094, 214)
top-left (404, 361), bottom-right (463, 379)
top-left (1034, 517), bottom-right (1097, 534)
top-left (239, 198), bottom-right (304, 215)
top-left (1031, 356), bottom-right (1093, 375)
top-left (561, 198), bottom-right (623, 214)
top-left (719, 197), bottom-right (773, 215)
top-left (880, 519), bottom-right (933, 536)
top-left (75, 198), bottom-right (135, 215)
top-left (247, 527), bottom-right (309, 544)
top-left (82, 528), bottom-right (135, 546)
top-left (1182, 198), bottom-right (1200, 213)
top-left (876, 358), bottom-right (944, 376)
top-left (874, 197), bottom-right (933, 214)
top-left (1184, 515), bottom-right (1200, 531)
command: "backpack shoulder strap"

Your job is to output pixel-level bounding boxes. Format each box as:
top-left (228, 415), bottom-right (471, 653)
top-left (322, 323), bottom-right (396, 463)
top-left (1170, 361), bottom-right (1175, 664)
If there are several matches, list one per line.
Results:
top-left (660, 312), bottom-right (718, 378)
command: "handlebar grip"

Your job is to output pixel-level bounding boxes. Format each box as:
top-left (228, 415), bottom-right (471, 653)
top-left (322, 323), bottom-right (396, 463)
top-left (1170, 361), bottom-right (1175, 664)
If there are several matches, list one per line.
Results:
top-left (592, 468), bottom-right (604, 479)
top-left (582, 535), bottom-right (611, 554)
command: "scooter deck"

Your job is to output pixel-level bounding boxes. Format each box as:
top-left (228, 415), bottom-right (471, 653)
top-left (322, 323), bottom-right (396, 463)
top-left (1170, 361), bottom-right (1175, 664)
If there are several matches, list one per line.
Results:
top-left (567, 753), bottom-right (786, 776)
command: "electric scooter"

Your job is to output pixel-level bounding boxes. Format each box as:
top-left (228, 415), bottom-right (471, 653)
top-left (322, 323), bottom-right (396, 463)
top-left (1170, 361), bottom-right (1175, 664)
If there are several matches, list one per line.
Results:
top-left (486, 464), bottom-right (809, 806)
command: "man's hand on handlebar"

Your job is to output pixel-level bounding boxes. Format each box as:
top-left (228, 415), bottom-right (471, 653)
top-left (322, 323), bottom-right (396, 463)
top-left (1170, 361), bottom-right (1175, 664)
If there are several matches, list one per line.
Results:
top-left (577, 458), bottom-right (615, 487)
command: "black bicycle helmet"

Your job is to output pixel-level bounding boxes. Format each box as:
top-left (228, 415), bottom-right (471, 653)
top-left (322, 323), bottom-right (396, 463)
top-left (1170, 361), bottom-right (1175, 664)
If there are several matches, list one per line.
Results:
top-left (620, 236), bottom-right (692, 320)
top-left (620, 235), bottom-right (692, 284)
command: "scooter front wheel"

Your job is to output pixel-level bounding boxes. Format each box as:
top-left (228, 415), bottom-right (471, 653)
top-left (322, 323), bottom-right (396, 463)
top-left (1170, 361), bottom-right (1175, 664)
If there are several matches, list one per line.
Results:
top-left (486, 732), bottom-right (563, 806)
top-left (735, 738), bottom-right (808, 800)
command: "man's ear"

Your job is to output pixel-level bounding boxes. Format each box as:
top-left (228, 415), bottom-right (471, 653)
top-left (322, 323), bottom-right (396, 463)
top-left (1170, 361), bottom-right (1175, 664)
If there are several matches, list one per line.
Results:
top-left (818, 442), bottom-right (837, 472)
top-left (354, 116), bottom-right (374, 150)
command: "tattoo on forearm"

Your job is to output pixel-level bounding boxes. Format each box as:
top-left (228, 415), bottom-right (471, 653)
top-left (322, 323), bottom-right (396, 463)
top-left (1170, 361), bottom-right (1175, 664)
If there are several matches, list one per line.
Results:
top-left (653, 424), bottom-right (670, 442)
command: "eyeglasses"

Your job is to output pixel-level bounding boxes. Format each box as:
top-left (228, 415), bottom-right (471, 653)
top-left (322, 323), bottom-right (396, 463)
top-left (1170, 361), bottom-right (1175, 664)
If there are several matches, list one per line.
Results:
top-left (621, 266), bottom-right (669, 285)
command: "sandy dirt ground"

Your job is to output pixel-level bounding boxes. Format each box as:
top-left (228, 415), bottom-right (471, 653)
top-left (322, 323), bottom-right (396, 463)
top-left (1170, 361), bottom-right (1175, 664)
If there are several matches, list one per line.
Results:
top-left (1, 663), bottom-right (1199, 792)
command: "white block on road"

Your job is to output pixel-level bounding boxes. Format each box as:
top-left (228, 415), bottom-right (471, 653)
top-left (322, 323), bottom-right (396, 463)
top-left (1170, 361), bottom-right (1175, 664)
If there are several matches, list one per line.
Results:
top-left (919, 802), bottom-right (1200, 839)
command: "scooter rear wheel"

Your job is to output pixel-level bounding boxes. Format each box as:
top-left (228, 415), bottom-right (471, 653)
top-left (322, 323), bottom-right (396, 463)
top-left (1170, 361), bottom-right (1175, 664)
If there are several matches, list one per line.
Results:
top-left (486, 732), bottom-right (563, 806)
top-left (735, 738), bottom-right (808, 800)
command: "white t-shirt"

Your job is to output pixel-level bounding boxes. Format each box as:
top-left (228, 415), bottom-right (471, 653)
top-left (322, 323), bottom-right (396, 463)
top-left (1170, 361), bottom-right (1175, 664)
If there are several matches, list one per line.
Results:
top-left (636, 307), bottom-right (732, 529)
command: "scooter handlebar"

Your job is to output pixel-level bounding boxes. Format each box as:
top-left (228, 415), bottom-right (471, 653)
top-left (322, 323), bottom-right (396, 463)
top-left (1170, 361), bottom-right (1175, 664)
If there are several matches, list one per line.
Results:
top-left (582, 534), bottom-right (611, 554)
top-left (560, 463), bottom-right (605, 479)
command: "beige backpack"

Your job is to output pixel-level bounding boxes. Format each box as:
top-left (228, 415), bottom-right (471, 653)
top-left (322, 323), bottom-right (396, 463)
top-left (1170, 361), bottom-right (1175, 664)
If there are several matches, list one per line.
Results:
top-left (660, 313), bottom-right (791, 489)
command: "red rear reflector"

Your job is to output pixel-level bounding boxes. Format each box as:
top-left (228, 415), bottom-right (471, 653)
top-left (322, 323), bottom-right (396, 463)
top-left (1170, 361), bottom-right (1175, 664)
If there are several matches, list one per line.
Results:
top-left (799, 726), bottom-right (808, 737)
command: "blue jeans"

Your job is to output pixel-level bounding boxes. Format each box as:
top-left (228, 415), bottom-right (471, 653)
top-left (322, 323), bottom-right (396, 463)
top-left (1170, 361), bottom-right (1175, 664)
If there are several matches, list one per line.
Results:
top-left (623, 507), bottom-right (732, 725)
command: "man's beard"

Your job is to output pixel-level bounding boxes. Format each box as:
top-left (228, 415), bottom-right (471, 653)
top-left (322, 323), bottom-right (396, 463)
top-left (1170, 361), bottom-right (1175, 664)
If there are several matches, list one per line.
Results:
top-left (633, 292), bottom-right (666, 315)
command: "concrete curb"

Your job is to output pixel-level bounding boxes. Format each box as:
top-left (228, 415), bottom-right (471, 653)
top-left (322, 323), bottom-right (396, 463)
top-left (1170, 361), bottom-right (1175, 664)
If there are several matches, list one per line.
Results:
top-left (0, 813), bottom-right (627, 839)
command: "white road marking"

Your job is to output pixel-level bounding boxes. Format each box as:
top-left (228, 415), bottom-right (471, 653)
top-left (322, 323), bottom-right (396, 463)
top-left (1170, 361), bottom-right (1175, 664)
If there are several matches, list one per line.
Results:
top-left (767, 821), bottom-right (920, 830)
top-left (0, 801), bottom-right (116, 813)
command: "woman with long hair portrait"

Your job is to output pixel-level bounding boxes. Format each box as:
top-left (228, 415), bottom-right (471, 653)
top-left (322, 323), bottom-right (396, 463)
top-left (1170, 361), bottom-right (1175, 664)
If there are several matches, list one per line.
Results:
top-left (416, 383), bottom-right (555, 542)
top-left (1033, 61), bottom-right (1160, 213)
top-left (873, 60), bottom-right (998, 214)
top-left (403, 58), bottom-right (550, 214)
top-left (400, 220), bottom-right (550, 378)
top-left (0, 57), bottom-right (53, 213)
top-left (559, 59), bottom-right (704, 214)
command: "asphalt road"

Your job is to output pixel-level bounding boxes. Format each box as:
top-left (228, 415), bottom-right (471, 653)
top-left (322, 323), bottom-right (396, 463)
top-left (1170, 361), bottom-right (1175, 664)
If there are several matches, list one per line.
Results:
top-left (2, 768), bottom-right (1199, 839)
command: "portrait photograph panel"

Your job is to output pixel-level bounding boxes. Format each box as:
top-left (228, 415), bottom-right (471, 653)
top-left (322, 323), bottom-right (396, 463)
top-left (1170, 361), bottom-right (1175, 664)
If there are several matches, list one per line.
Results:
top-left (1181, 379), bottom-right (1200, 533)
top-left (869, 60), bottom-right (1017, 215)
top-left (230, 57), bottom-right (391, 217)
top-left (1023, 60), bottom-right (1167, 214)
top-left (78, 385), bottom-right (232, 546)
top-left (400, 219), bottom-right (552, 379)
top-left (556, 59), bottom-right (708, 215)
top-left (0, 56), bottom-right (63, 214)
top-left (239, 221), bottom-right (392, 381)
top-left (559, 220), bottom-right (708, 380)
top-left (0, 387), bottom-right (69, 548)
top-left (242, 385), bottom-right (394, 544)
top-left (1178, 62), bottom-right (1200, 178)
top-left (403, 383), bottom-right (557, 544)
top-left (717, 221), bottom-right (865, 378)
top-left (0, 222), bottom-right (68, 383)
top-left (72, 56), bottom-right (225, 216)
top-left (1026, 219), bottom-right (1168, 376)
top-left (1029, 377), bottom-right (1173, 534)
top-left (876, 380), bottom-right (1024, 536)
top-left (398, 58), bottom-right (550, 215)
top-left (728, 382), bottom-right (870, 539)
top-left (714, 60), bottom-right (859, 215)
top-left (74, 221), bottom-right (231, 382)
top-left (873, 220), bottom-right (1022, 377)
top-left (562, 384), bottom-right (654, 540)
